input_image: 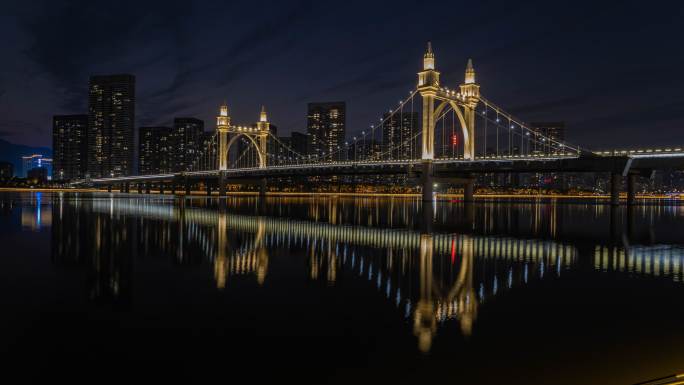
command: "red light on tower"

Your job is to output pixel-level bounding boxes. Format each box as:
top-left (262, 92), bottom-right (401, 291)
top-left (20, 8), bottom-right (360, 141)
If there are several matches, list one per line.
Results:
top-left (451, 134), bottom-right (459, 146)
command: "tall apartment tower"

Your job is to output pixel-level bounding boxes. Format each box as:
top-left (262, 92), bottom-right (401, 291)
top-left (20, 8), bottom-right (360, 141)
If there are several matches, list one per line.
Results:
top-left (307, 102), bottom-right (346, 162)
top-left (53, 114), bottom-right (88, 180)
top-left (382, 111), bottom-right (419, 159)
top-left (139, 126), bottom-right (172, 175)
top-left (87, 74), bottom-right (135, 178)
top-left (171, 117), bottom-right (204, 172)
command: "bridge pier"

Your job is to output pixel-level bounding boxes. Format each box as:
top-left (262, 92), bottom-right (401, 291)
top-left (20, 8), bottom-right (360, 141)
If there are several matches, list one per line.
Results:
top-left (463, 180), bottom-right (474, 202)
top-left (137, 184), bottom-right (142, 194)
top-left (171, 183), bottom-right (176, 195)
top-left (145, 183), bottom-right (151, 194)
top-left (119, 184), bottom-right (125, 193)
top-left (421, 161), bottom-right (434, 201)
top-left (218, 171), bottom-right (226, 197)
top-left (206, 181), bottom-right (212, 196)
top-left (185, 179), bottom-right (191, 195)
top-left (259, 178), bottom-right (267, 198)
top-left (159, 183), bottom-right (165, 195)
top-left (610, 173), bottom-right (622, 206)
top-left (627, 174), bottom-right (637, 205)
top-left (107, 185), bottom-right (112, 193)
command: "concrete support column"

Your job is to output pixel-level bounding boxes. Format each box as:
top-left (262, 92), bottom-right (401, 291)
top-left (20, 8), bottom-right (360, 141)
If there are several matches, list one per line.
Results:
top-left (206, 181), bottom-right (212, 196)
top-left (610, 173), bottom-right (622, 206)
top-left (627, 174), bottom-right (637, 206)
top-left (218, 171), bottom-right (226, 197)
top-left (119, 184), bottom-right (125, 193)
top-left (259, 178), bottom-right (267, 198)
top-left (463, 181), bottom-right (475, 202)
top-left (421, 161), bottom-right (434, 202)
top-left (145, 183), bottom-right (151, 194)
top-left (107, 185), bottom-right (112, 193)
top-left (171, 183), bottom-right (176, 195)
top-left (137, 184), bottom-right (143, 194)
top-left (159, 183), bottom-right (165, 195)
top-left (185, 179), bottom-right (191, 195)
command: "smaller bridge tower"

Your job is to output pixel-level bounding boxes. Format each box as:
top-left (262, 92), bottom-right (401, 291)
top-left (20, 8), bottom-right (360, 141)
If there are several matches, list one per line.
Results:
top-left (459, 59), bottom-right (480, 160)
top-left (215, 104), bottom-right (270, 170)
top-left (217, 103), bottom-right (231, 171)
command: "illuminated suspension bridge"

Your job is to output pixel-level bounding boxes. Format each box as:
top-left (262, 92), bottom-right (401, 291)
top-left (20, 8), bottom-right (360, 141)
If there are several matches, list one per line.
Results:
top-left (77, 43), bottom-right (684, 203)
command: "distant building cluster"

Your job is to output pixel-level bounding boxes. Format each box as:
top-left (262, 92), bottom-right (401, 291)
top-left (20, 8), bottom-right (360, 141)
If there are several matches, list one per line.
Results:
top-left (43, 72), bottom-right (354, 180)
top-left (0, 68), bottom-right (669, 194)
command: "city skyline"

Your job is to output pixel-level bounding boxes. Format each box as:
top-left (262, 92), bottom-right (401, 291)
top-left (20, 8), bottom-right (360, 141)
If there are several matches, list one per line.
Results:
top-left (1, 1), bottom-right (683, 150)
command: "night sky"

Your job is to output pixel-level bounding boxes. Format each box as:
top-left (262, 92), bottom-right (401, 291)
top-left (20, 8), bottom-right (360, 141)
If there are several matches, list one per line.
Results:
top-left (1, 0), bottom-right (683, 149)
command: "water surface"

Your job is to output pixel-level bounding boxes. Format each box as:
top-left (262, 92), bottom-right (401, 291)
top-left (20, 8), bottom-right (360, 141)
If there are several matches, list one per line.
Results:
top-left (1, 192), bottom-right (683, 384)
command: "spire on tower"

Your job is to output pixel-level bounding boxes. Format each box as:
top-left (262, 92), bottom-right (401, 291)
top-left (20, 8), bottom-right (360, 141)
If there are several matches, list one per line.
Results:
top-left (217, 102), bottom-right (230, 129)
top-left (260, 105), bottom-right (268, 122)
top-left (423, 41), bottom-right (435, 70)
top-left (465, 58), bottom-right (476, 84)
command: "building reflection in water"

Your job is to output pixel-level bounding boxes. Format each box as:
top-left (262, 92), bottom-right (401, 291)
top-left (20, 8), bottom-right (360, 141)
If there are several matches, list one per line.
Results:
top-left (46, 194), bottom-right (684, 353)
top-left (21, 192), bottom-right (52, 231)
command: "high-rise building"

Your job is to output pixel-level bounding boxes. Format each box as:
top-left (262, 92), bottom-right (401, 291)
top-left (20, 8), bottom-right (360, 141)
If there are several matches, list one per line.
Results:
top-left (87, 74), bottom-right (135, 178)
top-left (289, 132), bottom-right (308, 156)
top-left (22, 154), bottom-right (52, 179)
top-left (382, 111), bottom-right (419, 159)
top-left (199, 131), bottom-right (217, 170)
top-left (0, 161), bottom-right (13, 180)
top-left (27, 167), bottom-right (48, 184)
top-left (530, 122), bottom-right (566, 154)
top-left (53, 114), bottom-right (88, 180)
top-left (307, 102), bottom-right (346, 162)
top-left (139, 126), bottom-right (172, 175)
top-left (171, 118), bottom-right (204, 172)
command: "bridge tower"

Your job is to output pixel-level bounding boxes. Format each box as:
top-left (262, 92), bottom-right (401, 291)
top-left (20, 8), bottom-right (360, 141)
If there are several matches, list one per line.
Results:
top-left (417, 42), bottom-right (440, 161)
top-left (255, 105), bottom-right (270, 168)
top-left (459, 59), bottom-right (480, 160)
top-left (217, 103), bottom-right (231, 171)
top-left (417, 42), bottom-right (440, 201)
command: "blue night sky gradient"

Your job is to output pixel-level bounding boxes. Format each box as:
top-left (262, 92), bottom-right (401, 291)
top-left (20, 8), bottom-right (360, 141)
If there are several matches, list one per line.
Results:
top-left (0, 0), bottom-right (683, 149)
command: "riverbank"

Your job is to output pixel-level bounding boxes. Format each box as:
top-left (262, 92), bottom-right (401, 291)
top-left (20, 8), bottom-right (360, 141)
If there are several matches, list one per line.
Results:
top-left (1, 187), bottom-right (682, 200)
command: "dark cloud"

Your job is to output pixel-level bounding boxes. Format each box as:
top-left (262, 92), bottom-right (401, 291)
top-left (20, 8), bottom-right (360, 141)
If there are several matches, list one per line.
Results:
top-left (1, 0), bottom-right (684, 148)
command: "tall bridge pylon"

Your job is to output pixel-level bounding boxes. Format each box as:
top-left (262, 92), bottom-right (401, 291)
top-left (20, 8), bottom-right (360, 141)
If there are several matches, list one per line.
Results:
top-left (418, 41), bottom-right (479, 161)
top-left (216, 103), bottom-right (270, 170)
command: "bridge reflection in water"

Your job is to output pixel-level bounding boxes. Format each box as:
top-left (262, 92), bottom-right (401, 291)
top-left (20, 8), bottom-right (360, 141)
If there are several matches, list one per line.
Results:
top-left (49, 194), bottom-right (684, 353)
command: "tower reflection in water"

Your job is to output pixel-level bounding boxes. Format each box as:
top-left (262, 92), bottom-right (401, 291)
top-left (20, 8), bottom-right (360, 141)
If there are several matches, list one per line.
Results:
top-left (49, 194), bottom-right (684, 353)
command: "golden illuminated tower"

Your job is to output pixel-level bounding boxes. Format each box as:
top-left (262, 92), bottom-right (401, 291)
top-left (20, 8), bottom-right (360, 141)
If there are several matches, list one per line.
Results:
top-left (459, 59), bottom-right (480, 159)
top-left (417, 42), bottom-right (440, 160)
top-left (255, 106), bottom-right (270, 168)
top-left (216, 102), bottom-right (231, 171)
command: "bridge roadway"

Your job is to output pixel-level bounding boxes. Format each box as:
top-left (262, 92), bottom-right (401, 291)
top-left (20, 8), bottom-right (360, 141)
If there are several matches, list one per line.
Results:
top-left (80, 152), bottom-right (684, 204)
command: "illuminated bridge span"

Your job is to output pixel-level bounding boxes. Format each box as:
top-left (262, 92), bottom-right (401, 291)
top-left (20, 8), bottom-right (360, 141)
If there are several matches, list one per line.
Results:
top-left (76, 43), bottom-right (684, 204)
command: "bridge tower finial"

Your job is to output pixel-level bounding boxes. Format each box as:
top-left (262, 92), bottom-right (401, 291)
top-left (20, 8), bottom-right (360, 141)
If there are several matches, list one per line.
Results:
top-left (217, 102), bottom-right (230, 129)
top-left (460, 58), bottom-right (480, 99)
top-left (465, 58), bottom-right (476, 84)
top-left (423, 41), bottom-right (435, 70)
top-left (260, 105), bottom-right (268, 122)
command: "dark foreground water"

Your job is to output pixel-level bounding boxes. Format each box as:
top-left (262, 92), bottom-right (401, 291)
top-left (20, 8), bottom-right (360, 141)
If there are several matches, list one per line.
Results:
top-left (1, 192), bottom-right (683, 384)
